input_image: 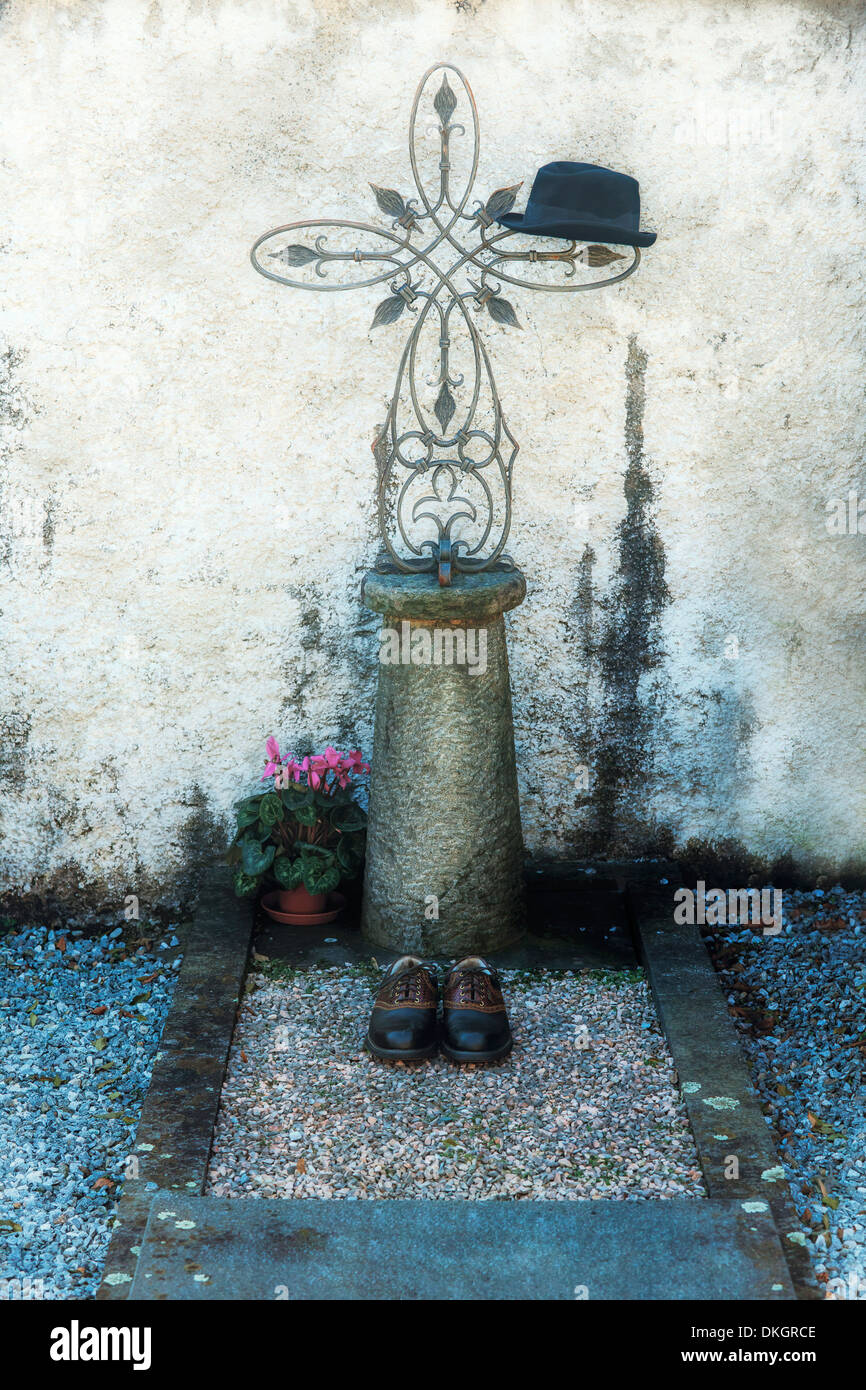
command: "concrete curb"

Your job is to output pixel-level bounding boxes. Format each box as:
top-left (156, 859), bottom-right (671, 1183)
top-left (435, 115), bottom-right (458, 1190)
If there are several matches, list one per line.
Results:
top-left (628, 882), bottom-right (819, 1300)
top-left (95, 867), bottom-right (253, 1300)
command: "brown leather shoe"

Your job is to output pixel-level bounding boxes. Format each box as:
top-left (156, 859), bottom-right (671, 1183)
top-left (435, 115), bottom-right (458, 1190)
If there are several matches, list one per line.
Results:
top-left (442, 957), bottom-right (512, 1063)
top-left (364, 956), bottom-right (439, 1061)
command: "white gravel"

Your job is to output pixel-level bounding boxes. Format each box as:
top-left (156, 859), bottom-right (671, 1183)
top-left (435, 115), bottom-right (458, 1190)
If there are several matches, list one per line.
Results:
top-left (206, 965), bottom-right (705, 1202)
top-left (706, 886), bottom-right (866, 1300)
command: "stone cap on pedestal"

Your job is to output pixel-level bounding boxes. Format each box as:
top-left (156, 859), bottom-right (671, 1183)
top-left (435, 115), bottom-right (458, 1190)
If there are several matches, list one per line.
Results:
top-left (362, 567), bottom-right (526, 621)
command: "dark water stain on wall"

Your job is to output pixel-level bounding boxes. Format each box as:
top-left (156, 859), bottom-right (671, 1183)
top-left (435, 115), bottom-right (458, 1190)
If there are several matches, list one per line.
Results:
top-left (570, 335), bottom-right (671, 856)
top-left (0, 711), bottom-right (31, 789)
top-left (279, 575), bottom-right (378, 751)
top-left (175, 783), bottom-right (227, 872)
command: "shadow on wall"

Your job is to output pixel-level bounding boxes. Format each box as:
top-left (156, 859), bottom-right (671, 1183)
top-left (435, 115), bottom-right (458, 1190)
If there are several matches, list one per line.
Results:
top-left (569, 334), bottom-right (673, 857)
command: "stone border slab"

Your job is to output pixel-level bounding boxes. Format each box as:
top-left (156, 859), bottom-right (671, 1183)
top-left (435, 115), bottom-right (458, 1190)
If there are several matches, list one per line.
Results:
top-left (96, 868), bottom-right (253, 1300)
top-left (130, 1193), bottom-right (794, 1301)
top-left (628, 882), bottom-right (818, 1300)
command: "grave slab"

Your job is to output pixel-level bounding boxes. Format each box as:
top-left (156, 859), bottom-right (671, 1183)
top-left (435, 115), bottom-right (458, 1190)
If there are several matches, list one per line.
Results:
top-left (131, 1193), bottom-right (794, 1301)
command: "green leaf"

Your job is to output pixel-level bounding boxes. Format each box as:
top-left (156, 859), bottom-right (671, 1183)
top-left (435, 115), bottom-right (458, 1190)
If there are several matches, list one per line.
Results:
top-left (293, 802), bottom-right (318, 828)
top-left (327, 785), bottom-right (353, 807)
top-left (93, 1037), bottom-right (108, 1052)
top-left (273, 856), bottom-right (304, 889)
top-left (331, 805), bottom-right (366, 833)
top-left (232, 870), bottom-right (259, 899)
top-left (302, 859), bottom-right (341, 896)
top-left (279, 783), bottom-right (308, 809)
top-left (336, 838), bottom-right (362, 876)
top-left (234, 802), bottom-right (260, 831)
top-left (258, 792), bottom-right (284, 827)
top-left (241, 840), bottom-right (276, 876)
top-left (130, 991), bottom-right (151, 1005)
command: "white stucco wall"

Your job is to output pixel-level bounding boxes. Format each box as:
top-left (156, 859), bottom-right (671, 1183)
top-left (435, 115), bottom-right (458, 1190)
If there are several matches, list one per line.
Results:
top-left (1, 0), bottom-right (864, 904)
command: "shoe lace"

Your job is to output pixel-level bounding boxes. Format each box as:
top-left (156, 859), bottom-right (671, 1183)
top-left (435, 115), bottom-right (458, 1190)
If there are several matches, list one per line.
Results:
top-left (457, 966), bottom-right (496, 1004)
top-left (388, 963), bottom-right (433, 1005)
top-left (394, 971), bottom-right (420, 1004)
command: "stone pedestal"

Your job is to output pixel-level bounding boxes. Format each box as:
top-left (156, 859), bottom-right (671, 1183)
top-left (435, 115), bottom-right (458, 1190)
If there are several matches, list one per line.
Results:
top-left (361, 567), bottom-right (526, 956)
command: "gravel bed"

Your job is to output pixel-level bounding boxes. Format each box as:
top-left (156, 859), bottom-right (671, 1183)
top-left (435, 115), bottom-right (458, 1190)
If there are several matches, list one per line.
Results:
top-left (705, 887), bottom-right (866, 1300)
top-left (206, 965), bottom-right (705, 1202)
top-left (0, 923), bottom-right (181, 1300)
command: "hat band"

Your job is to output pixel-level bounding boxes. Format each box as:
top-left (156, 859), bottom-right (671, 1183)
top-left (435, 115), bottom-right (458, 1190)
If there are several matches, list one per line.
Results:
top-left (516, 200), bottom-right (634, 228)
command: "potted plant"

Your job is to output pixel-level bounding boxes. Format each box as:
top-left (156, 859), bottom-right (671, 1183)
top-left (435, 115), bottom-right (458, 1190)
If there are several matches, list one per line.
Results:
top-left (227, 738), bottom-right (369, 918)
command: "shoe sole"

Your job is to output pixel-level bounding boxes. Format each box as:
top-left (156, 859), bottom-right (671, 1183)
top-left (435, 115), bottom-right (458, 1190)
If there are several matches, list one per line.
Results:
top-left (364, 1032), bottom-right (438, 1063)
top-left (441, 1038), bottom-right (513, 1065)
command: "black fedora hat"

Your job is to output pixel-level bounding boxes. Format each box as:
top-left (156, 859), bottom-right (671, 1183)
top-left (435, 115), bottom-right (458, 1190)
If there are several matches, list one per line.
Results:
top-left (497, 160), bottom-right (656, 248)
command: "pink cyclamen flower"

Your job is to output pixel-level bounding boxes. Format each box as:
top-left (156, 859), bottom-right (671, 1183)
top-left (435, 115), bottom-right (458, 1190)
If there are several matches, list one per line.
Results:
top-left (307, 755), bottom-right (327, 791)
top-left (343, 749), bottom-right (371, 774)
top-left (261, 735), bottom-right (284, 780)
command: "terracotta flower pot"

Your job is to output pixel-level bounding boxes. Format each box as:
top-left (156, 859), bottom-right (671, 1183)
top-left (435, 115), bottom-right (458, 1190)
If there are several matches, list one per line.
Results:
top-left (274, 884), bottom-right (328, 915)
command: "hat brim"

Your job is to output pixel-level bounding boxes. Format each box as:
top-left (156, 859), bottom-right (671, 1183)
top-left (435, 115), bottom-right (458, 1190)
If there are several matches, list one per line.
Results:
top-left (496, 210), bottom-right (656, 248)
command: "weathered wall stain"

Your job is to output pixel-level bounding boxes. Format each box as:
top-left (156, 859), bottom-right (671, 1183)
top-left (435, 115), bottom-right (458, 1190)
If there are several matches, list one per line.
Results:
top-left (570, 336), bottom-right (672, 856)
top-left (0, 711), bottom-right (31, 790)
top-left (0, 0), bottom-right (864, 906)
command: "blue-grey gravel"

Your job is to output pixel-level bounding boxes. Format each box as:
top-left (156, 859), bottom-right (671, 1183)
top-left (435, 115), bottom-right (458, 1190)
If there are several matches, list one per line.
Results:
top-left (0, 923), bottom-right (180, 1300)
top-left (707, 887), bottom-right (866, 1300)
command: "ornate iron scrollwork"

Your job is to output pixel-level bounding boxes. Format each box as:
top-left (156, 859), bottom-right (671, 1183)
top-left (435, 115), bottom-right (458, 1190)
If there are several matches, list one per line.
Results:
top-left (251, 64), bottom-right (642, 585)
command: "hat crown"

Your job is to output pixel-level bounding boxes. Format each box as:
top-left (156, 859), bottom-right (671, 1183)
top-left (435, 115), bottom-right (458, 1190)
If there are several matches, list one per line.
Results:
top-left (494, 158), bottom-right (656, 247)
top-left (525, 161), bottom-right (639, 220)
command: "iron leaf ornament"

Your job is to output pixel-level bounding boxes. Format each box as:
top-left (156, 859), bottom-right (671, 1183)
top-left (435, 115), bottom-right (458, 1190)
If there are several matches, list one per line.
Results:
top-left (482, 183), bottom-right (523, 220)
top-left (487, 296), bottom-right (521, 329)
top-left (434, 381), bottom-right (457, 435)
top-left (433, 72), bottom-right (458, 126)
top-left (369, 184), bottom-right (409, 219)
top-left (371, 294), bottom-right (407, 328)
top-left (582, 245), bottom-right (627, 267)
top-left (268, 244), bottom-right (319, 266)
top-left (250, 65), bottom-right (647, 584)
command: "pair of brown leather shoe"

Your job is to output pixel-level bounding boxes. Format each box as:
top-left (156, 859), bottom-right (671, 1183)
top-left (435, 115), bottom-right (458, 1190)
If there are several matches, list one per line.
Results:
top-left (365, 955), bottom-right (512, 1064)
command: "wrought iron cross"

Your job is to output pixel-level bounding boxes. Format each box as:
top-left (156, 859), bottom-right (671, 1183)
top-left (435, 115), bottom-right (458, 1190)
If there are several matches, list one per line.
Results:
top-left (251, 64), bottom-right (646, 585)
